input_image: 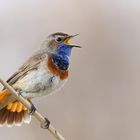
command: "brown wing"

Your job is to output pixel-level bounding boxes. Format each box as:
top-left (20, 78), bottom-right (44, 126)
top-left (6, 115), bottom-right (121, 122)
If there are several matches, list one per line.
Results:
top-left (6, 49), bottom-right (47, 86)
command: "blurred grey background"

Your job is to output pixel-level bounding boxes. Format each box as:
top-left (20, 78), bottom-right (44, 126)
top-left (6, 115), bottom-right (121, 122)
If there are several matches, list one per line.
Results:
top-left (0, 0), bottom-right (140, 140)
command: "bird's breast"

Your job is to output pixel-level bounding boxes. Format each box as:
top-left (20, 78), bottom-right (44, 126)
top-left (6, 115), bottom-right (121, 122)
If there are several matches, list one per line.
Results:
top-left (47, 56), bottom-right (69, 80)
top-left (13, 64), bottom-right (67, 98)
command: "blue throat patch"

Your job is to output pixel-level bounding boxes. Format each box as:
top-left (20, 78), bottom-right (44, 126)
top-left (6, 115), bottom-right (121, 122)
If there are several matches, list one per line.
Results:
top-left (52, 43), bottom-right (72, 71)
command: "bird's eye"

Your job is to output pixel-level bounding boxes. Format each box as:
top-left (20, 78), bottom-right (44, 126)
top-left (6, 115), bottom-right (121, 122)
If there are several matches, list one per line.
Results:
top-left (56, 37), bottom-right (62, 42)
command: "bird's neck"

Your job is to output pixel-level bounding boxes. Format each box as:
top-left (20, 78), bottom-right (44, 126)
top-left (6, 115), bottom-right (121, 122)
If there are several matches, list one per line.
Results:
top-left (51, 44), bottom-right (72, 71)
top-left (57, 44), bottom-right (72, 56)
top-left (51, 54), bottom-right (70, 71)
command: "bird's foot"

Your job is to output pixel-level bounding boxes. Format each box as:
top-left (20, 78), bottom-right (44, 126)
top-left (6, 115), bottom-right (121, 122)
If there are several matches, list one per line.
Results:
top-left (17, 90), bottom-right (23, 97)
top-left (41, 118), bottom-right (50, 129)
top-left (29, 103), bottom-right (36, 115)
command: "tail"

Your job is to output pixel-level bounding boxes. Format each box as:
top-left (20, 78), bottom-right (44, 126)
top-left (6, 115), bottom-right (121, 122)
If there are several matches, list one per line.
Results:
top-left (0, 90), bottom-right (31, 127)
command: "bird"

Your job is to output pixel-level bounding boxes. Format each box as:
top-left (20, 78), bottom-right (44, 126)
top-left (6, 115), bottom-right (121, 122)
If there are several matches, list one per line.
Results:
top-left (0, 32), bottom-right (81, 127)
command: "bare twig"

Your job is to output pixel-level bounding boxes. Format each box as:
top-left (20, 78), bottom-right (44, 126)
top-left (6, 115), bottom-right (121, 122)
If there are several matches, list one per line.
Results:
top-left (0, 78), bottom-right (65, 140)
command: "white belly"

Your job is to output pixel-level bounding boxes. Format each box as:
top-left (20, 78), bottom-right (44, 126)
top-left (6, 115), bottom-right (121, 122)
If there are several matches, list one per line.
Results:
top-left (13, 65), bottom-right (67, 98)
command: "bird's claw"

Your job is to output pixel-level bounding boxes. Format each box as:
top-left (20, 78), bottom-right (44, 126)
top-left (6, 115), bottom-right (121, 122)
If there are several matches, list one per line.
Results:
top-left (29, 103), bottom-right (36, 115)
top-left (41, 118), bottom-right (50, 129)
top-left (17, 90), bottom-right (23, 97)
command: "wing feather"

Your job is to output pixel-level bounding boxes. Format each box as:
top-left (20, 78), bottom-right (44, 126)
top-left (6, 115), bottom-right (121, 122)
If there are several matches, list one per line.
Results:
top-left (6, 50), bottom-right (47, 85)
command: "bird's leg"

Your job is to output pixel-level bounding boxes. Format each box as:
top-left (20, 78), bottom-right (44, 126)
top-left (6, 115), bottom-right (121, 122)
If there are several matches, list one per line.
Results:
top-left (28, 100), bottom-right (37, 115)
top-left (41, 117), bottom-right (50, 129)
top-left (17, 90), bottom-right (24, 97)
top-left (16, 91), bottom-right (50, 129)
top-left (17, 91), bottom-right (37, 115)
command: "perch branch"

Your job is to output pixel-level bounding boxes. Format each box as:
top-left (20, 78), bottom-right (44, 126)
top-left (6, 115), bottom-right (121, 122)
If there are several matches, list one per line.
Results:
top-left (0, 78), bottom-right (65, 140)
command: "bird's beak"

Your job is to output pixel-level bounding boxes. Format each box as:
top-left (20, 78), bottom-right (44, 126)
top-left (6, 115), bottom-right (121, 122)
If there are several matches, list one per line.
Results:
top-left (64, 34), bottom-right (82, 48)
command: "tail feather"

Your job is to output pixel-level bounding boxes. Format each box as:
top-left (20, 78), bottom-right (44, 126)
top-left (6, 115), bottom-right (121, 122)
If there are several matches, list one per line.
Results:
top-left (0, 108), bottom-right (8, 125)
top-left (0, 89), bottom-right (15, 110)
top-left (0, 90), bottom-right (31, 127)
top-left (15, 112), bottom-right (23, 126)
top-left (7, 111), bottom-right (15, 126)
top-left (0, 105), bottom-right (31, 127)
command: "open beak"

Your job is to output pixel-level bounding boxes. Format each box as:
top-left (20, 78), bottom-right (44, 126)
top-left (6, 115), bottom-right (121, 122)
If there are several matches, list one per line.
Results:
top-left (64, 34), bottom-right (82, 48)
